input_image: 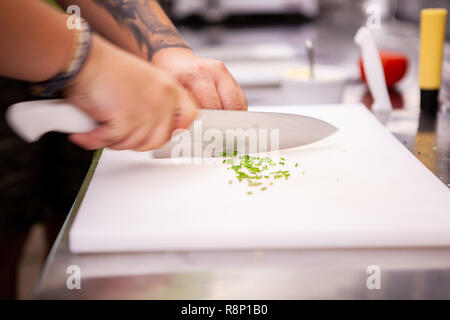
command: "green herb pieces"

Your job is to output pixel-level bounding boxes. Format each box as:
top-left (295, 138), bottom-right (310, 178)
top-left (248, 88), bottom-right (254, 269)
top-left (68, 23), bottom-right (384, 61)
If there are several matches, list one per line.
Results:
top-left (222, 150), bottom-right (238, 157)
top-left (222, 152), bottom-right (300, 194)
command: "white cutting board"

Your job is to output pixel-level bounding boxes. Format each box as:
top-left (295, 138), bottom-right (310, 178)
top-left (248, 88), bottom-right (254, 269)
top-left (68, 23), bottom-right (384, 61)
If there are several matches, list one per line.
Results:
top-left (69, 104), bottom-right (450, 253)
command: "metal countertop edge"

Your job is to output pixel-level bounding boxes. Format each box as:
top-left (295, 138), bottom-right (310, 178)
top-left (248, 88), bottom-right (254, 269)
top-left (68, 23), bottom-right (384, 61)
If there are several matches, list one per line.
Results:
top-left (32, 148), bottom-right (104, 298)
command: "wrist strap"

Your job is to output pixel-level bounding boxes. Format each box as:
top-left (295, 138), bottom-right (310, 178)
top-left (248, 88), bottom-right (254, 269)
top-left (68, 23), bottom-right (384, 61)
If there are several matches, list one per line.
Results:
top-left (31, 19), bottom-right (92, 97)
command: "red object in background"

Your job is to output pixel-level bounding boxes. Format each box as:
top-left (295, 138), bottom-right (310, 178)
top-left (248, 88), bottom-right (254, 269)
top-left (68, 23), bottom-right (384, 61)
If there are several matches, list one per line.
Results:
top-left (359, 51), bottom-right (408, 87)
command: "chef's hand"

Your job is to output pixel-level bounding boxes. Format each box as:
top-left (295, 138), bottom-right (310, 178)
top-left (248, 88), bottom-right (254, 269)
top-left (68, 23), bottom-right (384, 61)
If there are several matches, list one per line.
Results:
top-left (65, 35), bottom-right (198, 151)
top-left (151, 48), bottom-right (248, 111)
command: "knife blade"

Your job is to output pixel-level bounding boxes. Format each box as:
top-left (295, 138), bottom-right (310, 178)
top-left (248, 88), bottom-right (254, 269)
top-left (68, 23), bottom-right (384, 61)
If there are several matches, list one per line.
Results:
top-left (6, 99), bottom-right (337, 154)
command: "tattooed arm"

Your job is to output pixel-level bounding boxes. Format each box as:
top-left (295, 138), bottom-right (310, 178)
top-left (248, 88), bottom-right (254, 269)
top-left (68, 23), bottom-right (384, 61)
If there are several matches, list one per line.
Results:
top-left (56, 0), bottom-right (247, 110)
top-left (57, 0), bottom-right (189, 60)
top-left (0, 0), bottom-right (197, 150)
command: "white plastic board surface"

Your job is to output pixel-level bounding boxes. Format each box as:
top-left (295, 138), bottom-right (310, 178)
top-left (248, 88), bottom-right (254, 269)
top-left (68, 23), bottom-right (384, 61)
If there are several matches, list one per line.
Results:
top-left (69, 104), bottom-right (450, 253)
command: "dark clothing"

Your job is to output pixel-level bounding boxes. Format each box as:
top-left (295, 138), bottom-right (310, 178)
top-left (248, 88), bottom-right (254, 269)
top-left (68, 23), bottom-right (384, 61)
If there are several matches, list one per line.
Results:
top-left (0, 78), bottom-right (93, 299)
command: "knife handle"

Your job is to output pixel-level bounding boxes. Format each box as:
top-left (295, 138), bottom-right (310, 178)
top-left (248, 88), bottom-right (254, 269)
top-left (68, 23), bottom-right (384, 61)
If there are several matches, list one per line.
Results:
top-left (354, 27), bottom-right (392, 113)
top-left (6, 99), bottom-right (98, 143)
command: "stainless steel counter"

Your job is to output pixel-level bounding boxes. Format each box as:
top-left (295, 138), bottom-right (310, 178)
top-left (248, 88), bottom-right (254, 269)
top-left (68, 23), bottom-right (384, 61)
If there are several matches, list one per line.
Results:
top-left (35, 11), bottom-right (450, 299)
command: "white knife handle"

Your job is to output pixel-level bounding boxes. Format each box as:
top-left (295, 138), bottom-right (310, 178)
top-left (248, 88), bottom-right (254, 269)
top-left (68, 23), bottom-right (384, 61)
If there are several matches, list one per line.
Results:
top-left (6, 99), bottom-right (98, 143)
top-left (354, 27), bottom-right (392, 113)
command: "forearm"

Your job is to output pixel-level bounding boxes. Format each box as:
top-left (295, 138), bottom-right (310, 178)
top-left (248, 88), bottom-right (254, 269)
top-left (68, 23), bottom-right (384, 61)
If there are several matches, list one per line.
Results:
top-left (0, 0), bottom-right (76, 82)
top-left (56, 0), bottom-right (190, 62)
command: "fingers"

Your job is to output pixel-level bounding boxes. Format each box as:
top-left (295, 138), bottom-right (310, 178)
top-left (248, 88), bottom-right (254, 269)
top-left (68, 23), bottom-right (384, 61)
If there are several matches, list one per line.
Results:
top-left (70, 113), bottom-right (173, 151)
top-left (70, 120), bottom-right (169, 152)
top-left (107, 122), bottom-right (155, 151)
top-left (173, 89), bottom-right (199, 130)
top-left (68, 123), bottom-right (126, 150)
top-left (135, 116), bottom-right (174, 152)
top-left (187, 79), bottom-right (222, 110)
top-left (216, 74), bottom-right (248, 111)
top-left (185, 61), bottom-right (247, 111)
top-left (69, 89), bottom-right (197, 151)
top-left (235, 80), bottom-right (248, 111)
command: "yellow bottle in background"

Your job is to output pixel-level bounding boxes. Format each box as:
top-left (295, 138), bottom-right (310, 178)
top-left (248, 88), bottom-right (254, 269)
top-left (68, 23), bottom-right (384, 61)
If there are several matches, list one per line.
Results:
top-left (419, 8), bottom-right (447, 113)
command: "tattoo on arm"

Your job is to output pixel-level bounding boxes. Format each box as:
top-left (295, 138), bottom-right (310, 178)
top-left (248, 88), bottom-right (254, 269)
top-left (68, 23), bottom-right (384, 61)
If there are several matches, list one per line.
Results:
top-left (92, 0), bottom-right (190, 60)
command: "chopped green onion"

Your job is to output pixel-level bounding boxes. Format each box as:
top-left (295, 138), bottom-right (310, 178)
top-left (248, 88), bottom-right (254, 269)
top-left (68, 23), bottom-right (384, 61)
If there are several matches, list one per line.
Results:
top-left (222, 152), bottom-right (296, 194)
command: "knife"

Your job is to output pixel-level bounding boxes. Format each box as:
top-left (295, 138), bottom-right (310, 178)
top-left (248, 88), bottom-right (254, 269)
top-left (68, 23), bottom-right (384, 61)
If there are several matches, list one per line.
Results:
top-left (6, 99), bottom-right (337, 153)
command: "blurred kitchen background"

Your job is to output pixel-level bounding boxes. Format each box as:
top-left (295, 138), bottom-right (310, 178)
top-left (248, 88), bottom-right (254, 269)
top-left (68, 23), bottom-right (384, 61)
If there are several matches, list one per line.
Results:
top-left (154, 0), bottom-right (450, 107)
top-left (19, 0), bottom-right (450, 299)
